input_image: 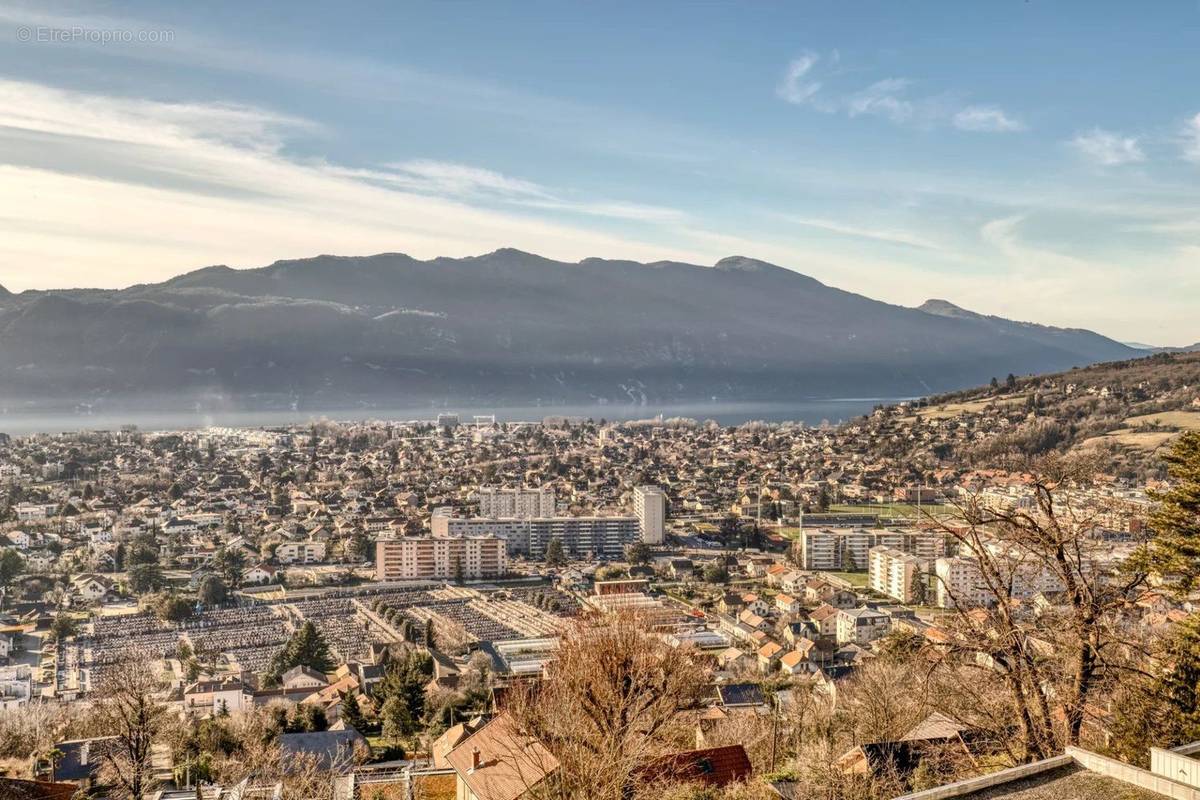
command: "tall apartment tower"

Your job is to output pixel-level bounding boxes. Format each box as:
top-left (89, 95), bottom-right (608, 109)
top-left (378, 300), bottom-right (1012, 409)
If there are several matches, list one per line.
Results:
top-left (477, 486), bottom-right (556, 518)
top-left (633, 486), bottom-right (666, 545)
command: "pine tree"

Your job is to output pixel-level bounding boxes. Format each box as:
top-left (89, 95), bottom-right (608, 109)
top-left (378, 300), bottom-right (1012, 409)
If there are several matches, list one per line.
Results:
top-left (1109, 613), bottom-right (1200, 764)
top-left (268, 620), bottom-right (334, 681)
top-left (1144, 433), bottom-right (1200, 592)
top-left (341, 692), bottom-right (366, 733)
top-left (544, 538), bottom-right (567, 568)
top-left (910, 571), bottom-right (929, 605)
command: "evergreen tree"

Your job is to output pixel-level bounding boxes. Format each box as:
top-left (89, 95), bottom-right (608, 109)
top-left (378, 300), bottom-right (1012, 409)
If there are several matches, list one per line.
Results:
top-left (910, 571), bottom-right (929, 605)
top-left (1110, 613), bottom-right (1200, 764)
top-left (1143, 433), bottom-right (1200, 592)
top-left (341, 692), bottom-right (366, 732)
top-left (127, 563), bottom-right (165, 594)
top-left (381, 696), bottom-right (410, 742)
top-left (197, 574), bottom-right (228, 607)
top-left (268, 620), bottom-right (335, 681)
top-left (544, 538), bottom-right (567, 568)
top-left (453, 555), bottom-right (464, 584)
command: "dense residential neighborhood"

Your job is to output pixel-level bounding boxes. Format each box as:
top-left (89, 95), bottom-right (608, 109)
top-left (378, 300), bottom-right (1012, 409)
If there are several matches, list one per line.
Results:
top-left (0, 369), bottom-right (1198, 800)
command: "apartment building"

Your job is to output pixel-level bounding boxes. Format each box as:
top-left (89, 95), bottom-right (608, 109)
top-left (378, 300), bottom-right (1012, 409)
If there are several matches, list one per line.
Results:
top-left (868, 546), bottom-right (920, 603)
top-left (934, 550), bottom-right (1067, 609)
top-left (432, 512), bottom-right (639, 559)
top-left (835, 607), bottom-right (891, 645)
top-left (632, 485), bottom-right (667, 545)
top-left (375, 535), bottom-right (507, 581)
top-left (798, 528), bottom-right (948, 571)
top-left (274, 541), bottom-right (327, 565)
top-left (476, 486), bottom-right (556, 519)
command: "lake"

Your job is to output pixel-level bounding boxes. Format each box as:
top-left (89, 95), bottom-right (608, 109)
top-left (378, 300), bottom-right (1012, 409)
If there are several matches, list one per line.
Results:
top-left (0, 398), bottom-right (904, 436)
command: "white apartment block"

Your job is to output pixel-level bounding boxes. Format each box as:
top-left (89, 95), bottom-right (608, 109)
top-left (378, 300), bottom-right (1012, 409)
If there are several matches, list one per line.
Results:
top-left (14, 502), bottom-right (56, 522)
top-left (274, 541), bottom-right (328, 564)
top-left (868, 546), bottom-right (920, 603)
top-left (432, 512), bottom-right (639, 559)
top-left (477, 486), bottom-right (556, 519)
top-left (0, 664), bottom-right (33, 710)
top-left (934, 554), bottom-right (1063, 609)
top-left (799, 528), bottom-right (948, 571)
top-left (935, 556), bottom-right (992, 609)
top-left (835, 607), bottom-right (892, 645)
top-left (375, 535), bottom-right (507, 581)
top-left (633, 486), bottom-right (666, 545)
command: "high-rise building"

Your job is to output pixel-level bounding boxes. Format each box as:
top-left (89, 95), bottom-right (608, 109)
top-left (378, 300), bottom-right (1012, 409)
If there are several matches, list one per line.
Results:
top-left (375, 535), bottom-right (507, 581)
top-left (476, 486), bottom-right (556, 519)
top-left (632, 486), bottom-right (666, 545)
top-left (868, 546), bottom-right (920, 603)
top-left (431, 513), bottom-right (639, 560)
top-left (798, 528), bottom-right (948, 571)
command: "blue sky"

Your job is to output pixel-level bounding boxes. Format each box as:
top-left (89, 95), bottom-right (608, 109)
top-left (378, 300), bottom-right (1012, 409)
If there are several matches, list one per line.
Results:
top-left (0, 1), bottom-right (1198, 344)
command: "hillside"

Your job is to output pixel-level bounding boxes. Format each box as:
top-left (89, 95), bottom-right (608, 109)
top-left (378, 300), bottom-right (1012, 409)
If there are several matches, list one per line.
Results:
top-left (0, 249), bottom-right (1141, 412)
top-left (864, 350), bottom-right (1200, 480)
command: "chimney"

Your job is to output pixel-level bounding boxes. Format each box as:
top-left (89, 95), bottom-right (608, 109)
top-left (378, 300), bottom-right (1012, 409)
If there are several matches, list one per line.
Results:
top-left (470, 747), bottom-right (482, 772)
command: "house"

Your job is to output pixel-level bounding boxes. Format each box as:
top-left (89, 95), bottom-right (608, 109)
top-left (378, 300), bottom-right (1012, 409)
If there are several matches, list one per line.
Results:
top-left (635, 745), bottom-right (752, 791)
top-left (0, 777), bottom-right (78, 800)
top-left (740, 593), bottom-right (771, 617)
top-left (70, 574), bottom-right (115, 603)
top-left (242, 563), bottom-right (278, 584)
top-left (809, 605), bottom-right (841, 638)
top-left (48, 737), bottom-right (119, 786)
top-left (716, 683), bottom-right (766, 709)
top-left (756, 641), bottom-right (783, 672)
top-left (669, 559), bottom-right (695, 580)
top-left (445, 713), bottom-right (560, 800)
top-left (775, 594), bottom-right (802, 615)
top-left (281, 665), bottom-right (329, 692)
top-left (6, 530), bottom-right (33, 549)
top-left (716, 647), bottom-right (749, 671)
top-left (778, 649), bottom-right (809, 676)
top-left (184, 677), bottom-right (252, 714)
top-left (279, 729), bottom-right (368, 774)
top-left (432, 717), bottom-right (486, 768)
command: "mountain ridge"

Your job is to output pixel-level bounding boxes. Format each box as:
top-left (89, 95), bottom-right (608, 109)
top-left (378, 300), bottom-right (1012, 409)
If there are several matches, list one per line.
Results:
top-left (0, 249), bottom-right (1147, 412)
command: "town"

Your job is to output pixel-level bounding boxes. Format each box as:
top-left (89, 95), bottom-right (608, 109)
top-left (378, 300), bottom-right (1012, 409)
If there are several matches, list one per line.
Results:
top-left (1, 380), bottom-right (1199, 800)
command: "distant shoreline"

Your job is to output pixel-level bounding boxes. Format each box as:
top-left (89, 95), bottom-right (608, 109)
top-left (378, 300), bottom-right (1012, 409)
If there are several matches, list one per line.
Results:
top-left (0, 398), bottom-right (906, 436)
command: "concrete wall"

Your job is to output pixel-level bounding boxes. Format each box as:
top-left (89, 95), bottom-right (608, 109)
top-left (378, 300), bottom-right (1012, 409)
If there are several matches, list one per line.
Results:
top-left (892, 755), bottom-right (1073, 800)
top-left (1067, 746), bottom-right (1200, 800)
top-left (1153, 747), bottom-right (1200, 790)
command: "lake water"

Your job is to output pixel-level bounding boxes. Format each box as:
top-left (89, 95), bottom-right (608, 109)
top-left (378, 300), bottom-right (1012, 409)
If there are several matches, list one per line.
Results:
top-left (0, 398), bottom-right (903, 436)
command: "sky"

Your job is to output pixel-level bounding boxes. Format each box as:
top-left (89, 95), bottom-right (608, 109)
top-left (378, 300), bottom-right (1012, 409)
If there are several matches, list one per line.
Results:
top-left (0, 2), bottom-right (1198, 345)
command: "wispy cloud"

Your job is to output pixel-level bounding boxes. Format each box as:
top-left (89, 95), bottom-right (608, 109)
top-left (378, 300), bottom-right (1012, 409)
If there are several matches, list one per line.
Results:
top-left (330, 160), bottom-right (685, 223)
top-left (953, 105), bottom-right (1026, 133)
top-left (779, 215), bottom-right (942, 251)
top-left (1069, 128), bottom-right (1145, 166)
top-left (845, 79), bottom-right (914, 124)
top-left (0, 79), bottom-right (703, 289)
top-left (1182, 113), bottom-right (1200, 164)
top-left (776, 52), bottom-right (822, 104)
top-left (776, 52), bottom-right (1023, 133)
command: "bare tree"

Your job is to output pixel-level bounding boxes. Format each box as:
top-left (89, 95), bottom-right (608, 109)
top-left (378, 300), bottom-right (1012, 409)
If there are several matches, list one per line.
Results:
top-left (506, 611), bottom-right (708, 800)
top-left (925, 455), bottom-right (1150, 759)
top-left (93, 657), bottom-right (169, 800)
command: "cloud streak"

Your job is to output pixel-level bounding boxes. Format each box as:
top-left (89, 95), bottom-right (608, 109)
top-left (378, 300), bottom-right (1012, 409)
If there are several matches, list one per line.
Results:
top-left (776, 52), bottom-right (1024, 133)
top-left (953, 105), bottom-right (1026, 133)
top-left (1069, 128), bottom-right (1145, 166)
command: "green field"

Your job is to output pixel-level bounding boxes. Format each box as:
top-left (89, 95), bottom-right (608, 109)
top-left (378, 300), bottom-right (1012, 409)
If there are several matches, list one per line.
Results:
top-left (823, 571), bottom-right (869, 587)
